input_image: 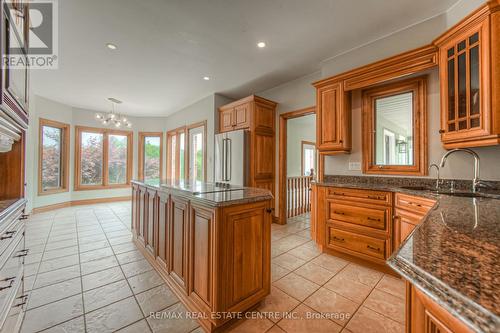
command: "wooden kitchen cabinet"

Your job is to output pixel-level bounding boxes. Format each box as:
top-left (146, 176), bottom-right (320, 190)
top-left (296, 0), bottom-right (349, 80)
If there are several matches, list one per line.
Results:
top-left (218, 101), bottom-right (251, 132)
top-left (131, 181), bottom-right (272, 332)
top-left (407, 283), bottom-right (473, 333)
top-left (393, 193), bottom-right (436, 249)
top-left (169, 195), bottom-right (189, 293)
top-left (313, 81), bottom-right (351, 153)
top-left (312, 185), bottom-right (392, 266)
top-left (434, 2), bottom-right (500, 148)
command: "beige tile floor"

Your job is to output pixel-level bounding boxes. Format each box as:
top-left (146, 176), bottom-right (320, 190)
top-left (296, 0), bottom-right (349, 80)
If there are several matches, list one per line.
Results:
top-left (21, 203), bottom-right (405, 333)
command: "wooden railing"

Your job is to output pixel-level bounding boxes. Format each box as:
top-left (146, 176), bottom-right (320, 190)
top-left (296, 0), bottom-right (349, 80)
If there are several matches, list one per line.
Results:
top-left (287, 176), bottom-right (313, 218)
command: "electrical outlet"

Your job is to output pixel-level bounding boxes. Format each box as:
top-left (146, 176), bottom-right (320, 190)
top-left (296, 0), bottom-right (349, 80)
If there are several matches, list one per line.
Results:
top-left (349, 162), bottom-right (361, 171)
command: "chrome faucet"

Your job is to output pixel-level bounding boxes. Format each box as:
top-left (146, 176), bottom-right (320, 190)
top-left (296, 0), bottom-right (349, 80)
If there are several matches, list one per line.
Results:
top-left (428, 164), bottom-right (441, 191)
top-left (439, 148), bottom-right (480, 193)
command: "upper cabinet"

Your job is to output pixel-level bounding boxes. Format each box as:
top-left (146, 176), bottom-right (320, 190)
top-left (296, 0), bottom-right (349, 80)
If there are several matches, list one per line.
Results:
top-left (1, 0), bottom-right (30, 128)
top-left (219, 101), bottom-right (251, 133)
top-left (314, 81), bottom-right (351, 153)
top-left (434, 2), bottom-right (500, 148)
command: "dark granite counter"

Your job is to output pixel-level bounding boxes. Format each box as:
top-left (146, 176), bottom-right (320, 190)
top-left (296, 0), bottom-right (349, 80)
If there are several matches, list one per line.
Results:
top-left (316, 175), bottom-right (500, 333)
top-left (131, 179), bottom-right (273, 207)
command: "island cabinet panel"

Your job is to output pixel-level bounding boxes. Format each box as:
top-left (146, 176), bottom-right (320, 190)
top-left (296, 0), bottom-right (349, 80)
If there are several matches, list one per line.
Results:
top-left (131, 181), bottom-right (272, 332)
top-left (188, 204), bottom-right (215, 312)
top-left (145, 188), bottom-right (158, 256)
top-left (222, 201), bottom-right (270, 311)
top-left (407, 283), bottom-right (473, 333)
top-left (170, 196), bottom-right (189, 293)
top-left (137, 186), bottom-right (146, 246)
top-left (156, 193), bottom-right (170, 270)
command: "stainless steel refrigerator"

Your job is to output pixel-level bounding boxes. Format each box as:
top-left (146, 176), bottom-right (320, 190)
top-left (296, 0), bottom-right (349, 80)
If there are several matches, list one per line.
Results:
top-left (215, 129), bottom-right (250, 186)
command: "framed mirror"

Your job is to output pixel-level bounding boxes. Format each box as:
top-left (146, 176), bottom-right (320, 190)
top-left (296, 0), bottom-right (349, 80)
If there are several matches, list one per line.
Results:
top-left (362, 76), bottom-right (427, 175)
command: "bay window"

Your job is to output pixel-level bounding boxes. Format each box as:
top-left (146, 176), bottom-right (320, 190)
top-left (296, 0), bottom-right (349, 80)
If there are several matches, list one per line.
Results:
top-left (75, 126), bottom-right (132, 190)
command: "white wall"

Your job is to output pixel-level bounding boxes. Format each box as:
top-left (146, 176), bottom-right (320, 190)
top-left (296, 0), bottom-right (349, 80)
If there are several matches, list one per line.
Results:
top-left (287, 115), bottom-right (316, 177)
top-left (29, 96), bottom-right (166, 210)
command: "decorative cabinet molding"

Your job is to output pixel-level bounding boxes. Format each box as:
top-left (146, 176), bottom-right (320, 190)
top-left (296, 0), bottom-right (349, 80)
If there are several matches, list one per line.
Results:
top-left (434, 1), bottom-right (500, 148)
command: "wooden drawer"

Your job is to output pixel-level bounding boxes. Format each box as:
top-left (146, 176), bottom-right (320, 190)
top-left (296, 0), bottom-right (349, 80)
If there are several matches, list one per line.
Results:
top-left (327, 201), bottom-right (388, 231)
top-left (327, 187), bottom-right (391, 206)
top-left (395, 193), bottom-right (435, 215)
top-left (327, 227), bottom-right (386, 260)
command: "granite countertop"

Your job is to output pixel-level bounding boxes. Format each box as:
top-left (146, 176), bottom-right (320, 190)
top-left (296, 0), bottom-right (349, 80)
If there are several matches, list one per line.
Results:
top-left (315, 176), bottom-right (500, 333)
top-left (131, 179), bottom-right (273, 207)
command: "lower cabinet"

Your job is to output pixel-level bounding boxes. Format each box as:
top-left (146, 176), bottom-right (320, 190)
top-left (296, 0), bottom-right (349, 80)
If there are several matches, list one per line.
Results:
top-left (314, 186), bottom-right (393, 265)
top-left (169, 195), bottom-right (189, 293)
top-left (131, 182), bottom-right (272, 332)
top-left (406, 283), bottom-right (473, 333)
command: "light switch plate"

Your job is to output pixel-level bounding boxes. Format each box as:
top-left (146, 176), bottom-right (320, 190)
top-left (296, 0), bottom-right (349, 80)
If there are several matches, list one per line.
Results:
top-left (349, 162), bottom-right (361, 171)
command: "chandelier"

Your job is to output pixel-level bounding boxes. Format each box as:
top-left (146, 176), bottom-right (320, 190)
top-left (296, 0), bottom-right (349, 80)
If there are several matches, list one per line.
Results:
top-left (95, 98), bottom-right (132, 128)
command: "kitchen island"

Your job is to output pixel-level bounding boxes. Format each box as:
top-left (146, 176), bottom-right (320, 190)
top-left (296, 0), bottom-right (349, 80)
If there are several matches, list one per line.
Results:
top-left (131, 180), bottom-right (273, 332)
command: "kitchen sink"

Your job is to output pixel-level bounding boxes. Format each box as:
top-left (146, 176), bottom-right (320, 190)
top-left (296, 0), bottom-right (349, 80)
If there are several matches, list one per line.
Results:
top-left (436, 191), bottom-right (483, 198)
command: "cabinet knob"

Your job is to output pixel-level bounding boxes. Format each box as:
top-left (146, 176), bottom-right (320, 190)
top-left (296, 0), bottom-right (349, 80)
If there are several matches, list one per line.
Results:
top-left (339, 140), bottom-right (343, 143)
top-left (439, 129), bottom-right (445, 134)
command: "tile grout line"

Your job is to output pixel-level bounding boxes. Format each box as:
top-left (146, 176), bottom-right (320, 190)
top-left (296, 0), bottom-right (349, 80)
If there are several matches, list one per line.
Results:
top-left (97, 205), bottom-right (154, 333)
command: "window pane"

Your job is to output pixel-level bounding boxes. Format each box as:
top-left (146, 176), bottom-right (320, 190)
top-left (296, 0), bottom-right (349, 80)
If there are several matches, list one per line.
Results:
top-left (144, 136), bottom-right (161, 182)
top-left (303, 147), bottom-right (315, 176)
top-left (80, 132), bottom-right (103, 185)
top-left (41, 126), bottom-right (62, 190)
top-left (170, 135), bottom-right (176, 180)
top-left (108, 134), bottom-right (128, 184)
top-left (374, 92), bottom-right (413, 166)
top-left (179, 133), bottom-right (185, 180)
top-left (190, 132), bottom-right (204, 181)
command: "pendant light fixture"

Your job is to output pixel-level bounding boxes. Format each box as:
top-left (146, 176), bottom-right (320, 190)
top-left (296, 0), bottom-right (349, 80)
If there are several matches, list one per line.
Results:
top-left (95, 98), bottom-right (132, 128)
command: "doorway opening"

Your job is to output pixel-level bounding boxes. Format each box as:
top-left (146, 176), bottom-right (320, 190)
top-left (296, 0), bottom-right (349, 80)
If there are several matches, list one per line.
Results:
top-left (278, 107), bottom-right (316, 225)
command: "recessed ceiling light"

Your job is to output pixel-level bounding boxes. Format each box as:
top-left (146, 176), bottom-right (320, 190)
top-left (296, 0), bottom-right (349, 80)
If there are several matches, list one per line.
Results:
top-left (106, 43), bottom-right (118, 50)
top-left (203, 76), bottom-right (210, 81)
top-left (257, 41), bottom-right (266, 48)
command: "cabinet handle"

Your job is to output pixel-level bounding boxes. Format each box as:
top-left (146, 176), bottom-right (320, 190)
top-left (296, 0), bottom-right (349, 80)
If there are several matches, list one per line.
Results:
top-left (1, 231), bottom-right (16, 240)
top-left (332, 236), bottom-right (345, 242)
top-left (439, 129), bottom-right (445, 134)
top-left (333, 211), bottom-right (345, 215)
top-left (366, 245), bottom-right (381, 252)
top-left (0, 277), bottom-right (15, 291)
top-left (14, 295), bottom-right (28, 308)
top-left (15, 249), bottom-right (29, 258)
top-left (408, 202), bottom-right (422, 207)
top-left (339, 140), bottom-right (343, 143)
top-left (367, 195), bottom-right (383, 200)
top-left (367, 217), bottom-right (381, 222)
top-left (266, 208), bottom-right (274, 214)
top-left (20, 214), bottom-right (29, 220)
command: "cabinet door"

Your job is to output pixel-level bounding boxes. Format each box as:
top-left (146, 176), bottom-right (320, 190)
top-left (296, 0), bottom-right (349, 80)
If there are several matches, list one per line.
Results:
top-left (316, 82), bottom-right (351, 152)
top-left (439, 20), bottom-right (491, 146)
top-left (219, 108), bottom-right (234, 133)
top-left (234, 103), bottom-right (250, 129)
top-left (188, 204), bottom-right (214, 311)
top-left (408, 283), bottom-right (473, 333)
top-left (138, 187), bottom-right (146, 245)
top-left (169, 196), bottom-right (189, 293)
top-left (156, 194), bottom-right (169, 270)
top-left (223, 202), bottom-right (271, 309)
top-left (145, 189), bottom-right (157, 256)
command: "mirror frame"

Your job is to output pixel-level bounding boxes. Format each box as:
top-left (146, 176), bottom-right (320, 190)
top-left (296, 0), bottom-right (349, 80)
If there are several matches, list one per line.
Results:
top-left (362, 76), bottom-right (428, 175)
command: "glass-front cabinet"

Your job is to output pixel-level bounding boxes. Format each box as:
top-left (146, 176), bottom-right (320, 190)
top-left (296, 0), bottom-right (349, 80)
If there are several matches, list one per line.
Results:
top-left (436, 4), bottom-right (500, 148)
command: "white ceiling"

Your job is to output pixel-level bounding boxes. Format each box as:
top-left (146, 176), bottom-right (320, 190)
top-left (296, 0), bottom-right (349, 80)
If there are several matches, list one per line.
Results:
top-left (31, 0), bottom-right (459, 116)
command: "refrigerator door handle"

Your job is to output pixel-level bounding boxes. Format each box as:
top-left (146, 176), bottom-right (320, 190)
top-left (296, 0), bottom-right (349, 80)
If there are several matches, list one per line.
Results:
top-left (226, 138), bottom-right (232, 181)
top-left (221, 138), bottom-right (226, 181)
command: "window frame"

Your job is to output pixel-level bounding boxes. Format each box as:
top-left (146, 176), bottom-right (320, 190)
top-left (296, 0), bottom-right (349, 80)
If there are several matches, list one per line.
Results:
top-left (301, 140), bottom-right (316, 177)
top-left (38, 118), bottom-right (70, 195)
top-left (138, 132), bottom-right (164, 182)
top-left (166, 121), bottom-right (207, 182)
top-left (361, 76), bottom-right (428, 176)
top-left (187, 121), bottom-right (207, 182)
top-left (74, 126), bottom-right (133, 190)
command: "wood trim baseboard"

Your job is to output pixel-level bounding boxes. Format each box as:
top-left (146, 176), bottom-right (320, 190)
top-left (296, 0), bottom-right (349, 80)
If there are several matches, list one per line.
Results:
top-left (31, 196), bottom-right (131, 214)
